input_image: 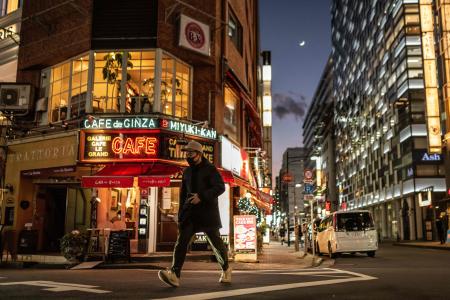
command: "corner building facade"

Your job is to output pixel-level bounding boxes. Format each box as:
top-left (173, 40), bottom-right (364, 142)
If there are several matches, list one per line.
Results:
top-left (332, 0), bottom-right (447, 241)
top-left (1, 0), bottom-right (266, 255)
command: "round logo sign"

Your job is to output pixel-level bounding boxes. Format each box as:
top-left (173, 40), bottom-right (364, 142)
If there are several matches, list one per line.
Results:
top-left (185, 22), bottom-right (205, 49)
top-left (304, 169), bottom-right (313, 180)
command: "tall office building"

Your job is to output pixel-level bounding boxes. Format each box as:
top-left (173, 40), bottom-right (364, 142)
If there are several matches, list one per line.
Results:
top-left (332, 0), bottom-right (446, 241)
top-left (279, 147), bottom-right (307, 230)
top-left (303, 56), bottom-right (336, 216)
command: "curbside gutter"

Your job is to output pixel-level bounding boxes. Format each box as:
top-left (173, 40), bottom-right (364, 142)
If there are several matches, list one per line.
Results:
top-left (393, 242), bottom-right (450, 251)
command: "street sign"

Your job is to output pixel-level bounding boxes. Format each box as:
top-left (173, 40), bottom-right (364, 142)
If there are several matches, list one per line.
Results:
top-left (304, 194), bottom-right (314, 201)
top-left (304, 169), bottom-right (313, 180)
top-left (304, 183), bottom-right (314, 194)
top-left (282, 173), bottom-right (293, 182)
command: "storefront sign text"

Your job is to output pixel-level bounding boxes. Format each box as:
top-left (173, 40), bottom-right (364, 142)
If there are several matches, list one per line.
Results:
top-left (81, 131), bottom-right (159, 162)
top-left (22, 166), bottom-right (76, 177)
top-left (165, 137), bottom-right (214, 163)
top-left (9, 143), bottom-right (76, 163)
top-left (81, 176), bottom-right (134, 188)
top-left (422, 153), bottom-right (441, 161)
top-left (0, 24), bottom-right (17, 41)
top-left (112, 137), bottom-right (158, 155)
top-left (83, 117), bottom-right (158, 130)
top-left (234, 215), bottom-right (257, 256)
top-left (138, 176), bottom-right (170, 188)
top-left (82, 116), bottom-right (217, 140)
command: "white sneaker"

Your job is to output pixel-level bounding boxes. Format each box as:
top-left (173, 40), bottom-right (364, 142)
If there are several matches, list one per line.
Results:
top-left (219, 267), bottom-right (232, 283)
top-left (158, 269), bottom-right (180, 287)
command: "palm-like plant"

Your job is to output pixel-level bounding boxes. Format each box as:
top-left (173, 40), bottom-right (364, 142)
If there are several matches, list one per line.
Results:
top-left (102, 52), bottom-right (133, 111)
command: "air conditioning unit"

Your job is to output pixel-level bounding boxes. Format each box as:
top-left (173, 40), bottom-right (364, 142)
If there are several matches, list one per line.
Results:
top-left (0, 83), bottom-right (33, 114)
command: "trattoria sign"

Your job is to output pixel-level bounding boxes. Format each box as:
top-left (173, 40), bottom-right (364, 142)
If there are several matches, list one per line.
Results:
top-left (82, 116), bottom-right (217, 140)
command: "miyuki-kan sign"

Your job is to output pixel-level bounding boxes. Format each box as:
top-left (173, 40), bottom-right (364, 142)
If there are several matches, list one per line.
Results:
top-left (82, 116), bottom-right (217, 140)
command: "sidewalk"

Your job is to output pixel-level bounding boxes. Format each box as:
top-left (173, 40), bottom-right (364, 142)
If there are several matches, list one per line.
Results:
top-left (99, 241), bottom-right (314, 270)
top-left (393, 241), bottom-right (450, 251)
top-left (0, 241), bottom-right (315, 270)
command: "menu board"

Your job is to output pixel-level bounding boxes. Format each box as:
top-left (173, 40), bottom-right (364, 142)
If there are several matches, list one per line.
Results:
top-left (108, 230), bottom-right (131, 262)
top-left (234, 215), bottom-right (257, 257)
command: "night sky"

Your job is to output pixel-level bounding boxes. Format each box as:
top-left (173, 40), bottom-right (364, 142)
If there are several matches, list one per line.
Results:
top-left (259, 0), bottom-right (332, 181)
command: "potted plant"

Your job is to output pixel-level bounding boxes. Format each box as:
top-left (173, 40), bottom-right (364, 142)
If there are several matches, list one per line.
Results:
top-left (60, 230), bottom-right (89, 263)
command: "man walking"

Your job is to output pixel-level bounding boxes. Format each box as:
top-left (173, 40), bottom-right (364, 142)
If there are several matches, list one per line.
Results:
top-left (158, 140), bottom-right (231, 287)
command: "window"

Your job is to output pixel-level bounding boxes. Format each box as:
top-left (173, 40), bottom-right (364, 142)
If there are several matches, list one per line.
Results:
top-left (70, 55), bottom-right (89, 118)
top-left (224, 86), bottom-right (240, 142)
top-left (1, 0), bottom-right (20, 16)
top-left (127, 51), bottom-right (156, 114)
top-left (49, 62), bottom-right (71, 122)
top-left (416, 165), bottom-right (438, 176)
top-left (228, 8), bottom-right (243, 54)
top-left (160, 53), bottom-right (191, 118)
top-left (46, 50), bottom-right (192, 118)
top-left (93, 52), bottom-right (124, 113)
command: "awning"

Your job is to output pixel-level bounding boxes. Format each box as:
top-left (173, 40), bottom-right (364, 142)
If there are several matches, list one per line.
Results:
top-left (95, 162), bottom-right (183, 177)
top-left (82, 162), bottom-right (184, 188)
top-left (218, 169), bottom-right (235, 184)
top-left (257, 190), bottom-right (274, 204)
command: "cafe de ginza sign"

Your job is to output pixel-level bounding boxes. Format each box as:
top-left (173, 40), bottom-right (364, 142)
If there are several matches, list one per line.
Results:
top-left (83, 116), bottom-right (217, 140)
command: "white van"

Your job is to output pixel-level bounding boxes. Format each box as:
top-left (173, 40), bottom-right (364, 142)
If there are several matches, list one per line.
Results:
top-left (315, 210), bottom-right (378, 258)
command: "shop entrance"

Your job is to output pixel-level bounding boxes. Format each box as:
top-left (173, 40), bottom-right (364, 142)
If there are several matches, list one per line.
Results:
top-left (41, 186), bottom-right (67, 252)
top-left (402, 199), bottom-right (410, 241)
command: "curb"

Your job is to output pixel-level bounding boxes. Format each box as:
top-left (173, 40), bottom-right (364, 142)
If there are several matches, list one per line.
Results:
top-left (0, 261), bottom-right (68, 269)
top-left (393, 242), bottom-right (450, 251)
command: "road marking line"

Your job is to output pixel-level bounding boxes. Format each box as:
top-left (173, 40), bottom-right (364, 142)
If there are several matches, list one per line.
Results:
top-left (151, 268), bottom-right (377, 300)
top-left (0, 281), bottom-right (111, 294)
top-left (311, 274), bottom-right (352, 278)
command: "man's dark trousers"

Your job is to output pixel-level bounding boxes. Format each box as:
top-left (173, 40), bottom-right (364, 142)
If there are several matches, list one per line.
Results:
top-left (171, 222), bottom-right (228, 277)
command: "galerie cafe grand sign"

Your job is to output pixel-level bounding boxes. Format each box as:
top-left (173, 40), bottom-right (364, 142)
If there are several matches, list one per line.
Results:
top-left (80, 130), bottom-right (215, 163)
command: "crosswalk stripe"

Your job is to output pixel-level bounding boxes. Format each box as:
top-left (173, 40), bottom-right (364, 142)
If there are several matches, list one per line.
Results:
top-left (151, 268), bottom-right (377, 300)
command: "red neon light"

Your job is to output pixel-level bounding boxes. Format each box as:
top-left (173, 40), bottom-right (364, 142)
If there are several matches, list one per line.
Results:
top-left (112, 137), bottom-right (158, 155)
top-left (161, 119), bottom-right (169, 128)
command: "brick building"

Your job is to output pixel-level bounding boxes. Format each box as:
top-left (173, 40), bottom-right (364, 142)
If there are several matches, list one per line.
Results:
top-left (0, 0), bottom-right (268, 255)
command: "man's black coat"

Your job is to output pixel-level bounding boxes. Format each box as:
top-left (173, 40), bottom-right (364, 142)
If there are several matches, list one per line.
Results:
top-left (178, 157), bottom-right (225, 231)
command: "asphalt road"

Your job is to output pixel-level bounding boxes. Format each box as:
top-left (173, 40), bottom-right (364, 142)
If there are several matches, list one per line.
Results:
top-left (0, 244), bottom-right (449, 299)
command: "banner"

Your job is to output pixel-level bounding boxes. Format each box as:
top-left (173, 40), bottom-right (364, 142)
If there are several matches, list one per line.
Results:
top-left (234, 215), bottom-right (257, 262)
top-left (179, 14), bottom-right (210, 56)
top-left (81, 176), bottom-right (134, 188)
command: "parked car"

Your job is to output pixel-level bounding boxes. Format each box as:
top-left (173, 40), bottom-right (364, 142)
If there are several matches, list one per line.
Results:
top-left (315, 210), bottom-right (378, 258)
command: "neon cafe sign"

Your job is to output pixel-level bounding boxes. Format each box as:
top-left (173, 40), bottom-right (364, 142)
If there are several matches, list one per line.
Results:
top-left (82, 132), bottom-right (159, 162)
top-left (83, 116), bottom-right (217, 139)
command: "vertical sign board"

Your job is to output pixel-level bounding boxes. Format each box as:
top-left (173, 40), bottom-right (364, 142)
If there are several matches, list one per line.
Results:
top-left (420, 0), bottom-right (442, 153)
top-left (138, 188), bottom-right (149, 253)
top-left (234, 215), bottom-right (257, 262)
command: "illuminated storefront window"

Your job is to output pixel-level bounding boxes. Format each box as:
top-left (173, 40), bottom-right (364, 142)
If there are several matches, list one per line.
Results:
top-left (1, 0), bottom-right (21, 16)
top-left (70, 55), bottom-right (89, 118)
top-left (161, 53), bottom-right (190, 118)
top-left (127, 51), bottom-right (156, 114)
top-left (44, 49), bottom-right (192, 120)
top-left (49, 62), bottom-right (71, 122)
top-left (93, 52), bottom-right (124, 113)
top-left (224, 86), bottom-right (240, 142)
